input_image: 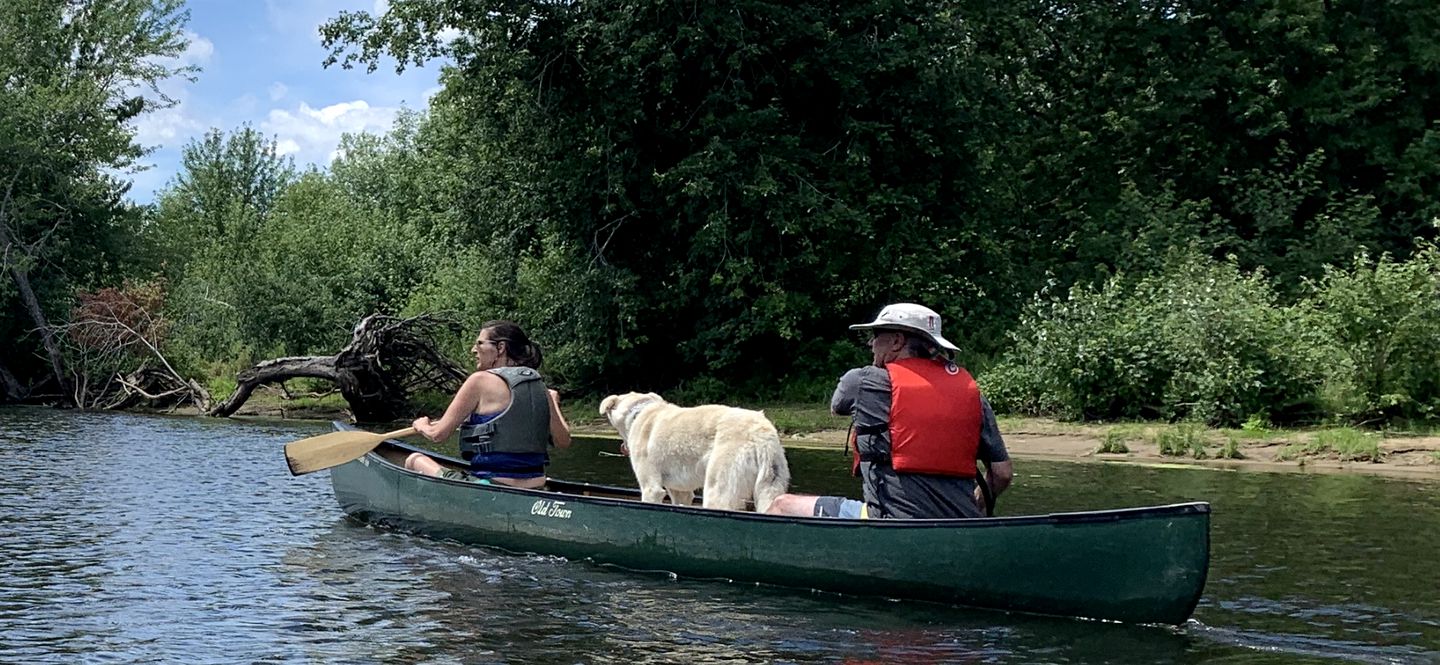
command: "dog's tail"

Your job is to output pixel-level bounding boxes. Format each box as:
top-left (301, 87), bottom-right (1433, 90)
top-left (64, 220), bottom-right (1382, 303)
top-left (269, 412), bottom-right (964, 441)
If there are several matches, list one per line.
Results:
top-left (752, 428), bottom-right (791, 513)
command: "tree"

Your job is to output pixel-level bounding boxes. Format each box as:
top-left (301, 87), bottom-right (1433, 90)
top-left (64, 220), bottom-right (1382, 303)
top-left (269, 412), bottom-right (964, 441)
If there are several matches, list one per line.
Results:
top-left (0, 0), bottom-right (193, 402)
top-left (322, 0), bottom-right (1002, 392)
top-left (149, 126), bottom-right (297, 271)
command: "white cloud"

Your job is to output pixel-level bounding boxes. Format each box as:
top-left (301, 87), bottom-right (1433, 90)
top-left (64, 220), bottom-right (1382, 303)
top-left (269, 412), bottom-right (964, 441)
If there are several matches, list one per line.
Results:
top-left (179, 31), bottom-right (216, 67)
top-left (261, 99), bottom-right (399, 165)
top-left (123, 4), bottom-right (443, 203)
top-left (132, 105), bottom-right (204, 145)
top-left (129, 31), bottom-right (215, 151)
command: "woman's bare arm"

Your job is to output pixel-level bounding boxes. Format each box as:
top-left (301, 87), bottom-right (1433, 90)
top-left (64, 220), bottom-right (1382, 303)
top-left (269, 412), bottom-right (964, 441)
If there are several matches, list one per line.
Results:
top-left (548, 389), bottom-right (572, 449)
top-left (412, 372), bottom-right (487, 442)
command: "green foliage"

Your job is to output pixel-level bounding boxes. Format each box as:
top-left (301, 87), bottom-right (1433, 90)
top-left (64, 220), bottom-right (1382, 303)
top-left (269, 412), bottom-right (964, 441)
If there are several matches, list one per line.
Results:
top-left (1097, 428), bottom-right (1132, 455)
top-left (158, 127), bottom-right (434, 367)
top-left (983, 1), bottom-right (1440, 291)
top-left (1316, 428), bottom-right (1382, 463)
top-left (1155, 424), bottom-right (1209, 459)
top-left (1309, 245), bottom-right (1440, 423)
top-left (1280, 428), bottom-right (1381, 462)
top-left (1220, 436), bottom-right (1244, 460)
top-left (986, 252), bottom-right (1327, 427)
top-left (1241, 413), bottom-right (1271, 434)
top-left (320, 0), bottom-right (1010, 393)
top-left (16, 0), bottom-right (1440, 420)
top-left (0, 0), bottom-right (193, 395)
top-left (154, 127), bottom-right (299, 366)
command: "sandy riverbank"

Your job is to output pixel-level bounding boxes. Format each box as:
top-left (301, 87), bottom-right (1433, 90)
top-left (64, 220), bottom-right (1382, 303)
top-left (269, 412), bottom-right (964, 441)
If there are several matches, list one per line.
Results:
top-left (221, 400), bottom-right (1439, 482)
top-left (782, 426), bottom-right (1440, 481)
top-left (570, 423), bottom-right (1440, 482)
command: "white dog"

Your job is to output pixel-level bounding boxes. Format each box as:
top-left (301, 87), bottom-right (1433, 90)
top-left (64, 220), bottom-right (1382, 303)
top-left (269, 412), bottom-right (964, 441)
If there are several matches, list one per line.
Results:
top-left (599, 392), bottom-right (791, 512)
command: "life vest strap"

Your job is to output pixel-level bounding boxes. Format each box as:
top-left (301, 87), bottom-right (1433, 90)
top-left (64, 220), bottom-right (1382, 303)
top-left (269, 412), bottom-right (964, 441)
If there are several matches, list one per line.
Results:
top-left (856, 451), bottom-right (891, 464)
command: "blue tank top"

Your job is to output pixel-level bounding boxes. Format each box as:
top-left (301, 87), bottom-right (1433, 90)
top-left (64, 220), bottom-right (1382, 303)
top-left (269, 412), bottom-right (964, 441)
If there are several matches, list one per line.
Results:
top-left (461, 412), bottom-right (547, 479)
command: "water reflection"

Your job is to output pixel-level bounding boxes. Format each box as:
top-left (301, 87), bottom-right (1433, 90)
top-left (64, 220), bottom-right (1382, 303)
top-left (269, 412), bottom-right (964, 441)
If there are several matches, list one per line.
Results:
top-left (0, 407), bottom-right (1436, 664)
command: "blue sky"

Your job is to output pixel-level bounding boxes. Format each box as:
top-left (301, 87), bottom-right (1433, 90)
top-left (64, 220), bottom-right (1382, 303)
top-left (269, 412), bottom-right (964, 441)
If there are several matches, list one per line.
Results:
top-left (127, 0), bottom-right (444, 204)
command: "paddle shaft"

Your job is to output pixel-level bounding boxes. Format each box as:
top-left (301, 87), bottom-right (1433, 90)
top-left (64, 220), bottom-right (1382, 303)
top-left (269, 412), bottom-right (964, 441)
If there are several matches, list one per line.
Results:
top-left (284, 426), bottom-right (419, 476)
top-left (375, 427), bottom-right (419, 440)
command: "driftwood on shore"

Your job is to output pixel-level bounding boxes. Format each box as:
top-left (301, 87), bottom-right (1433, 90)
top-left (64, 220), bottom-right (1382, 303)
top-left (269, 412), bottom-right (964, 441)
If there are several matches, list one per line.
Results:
top-left (209, 314), bottom-right (467, 422)
top-left (43, 282), bottom-right (211, 411)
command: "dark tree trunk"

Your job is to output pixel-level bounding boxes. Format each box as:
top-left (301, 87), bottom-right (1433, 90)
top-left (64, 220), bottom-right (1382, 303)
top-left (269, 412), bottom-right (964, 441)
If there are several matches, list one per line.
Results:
top-left (0, 359), bottom-right (25, 402)
top-left (0, 211), bottom-right (72, 405)
top-left (209, 314), bottom-right (466, 422)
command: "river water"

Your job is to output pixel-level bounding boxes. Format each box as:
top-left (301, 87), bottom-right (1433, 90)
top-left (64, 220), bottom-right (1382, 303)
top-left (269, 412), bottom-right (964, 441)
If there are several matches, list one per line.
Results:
top-left (0, 408), bottom-right (1435, 664)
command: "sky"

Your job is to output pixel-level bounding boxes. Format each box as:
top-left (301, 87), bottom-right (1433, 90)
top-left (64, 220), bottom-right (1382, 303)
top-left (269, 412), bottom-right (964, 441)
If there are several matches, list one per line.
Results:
top-left (126, 0), bottom-right (444, 204)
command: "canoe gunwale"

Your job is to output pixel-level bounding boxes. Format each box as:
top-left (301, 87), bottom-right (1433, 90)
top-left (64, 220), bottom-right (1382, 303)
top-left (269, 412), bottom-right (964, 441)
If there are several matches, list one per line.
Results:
top-left (334, 421), bottom-right (1212, 528)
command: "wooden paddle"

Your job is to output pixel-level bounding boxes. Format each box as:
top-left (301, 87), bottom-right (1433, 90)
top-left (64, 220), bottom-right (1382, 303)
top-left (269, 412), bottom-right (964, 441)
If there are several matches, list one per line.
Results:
top-left (284, 427), bottom-right (418, 476)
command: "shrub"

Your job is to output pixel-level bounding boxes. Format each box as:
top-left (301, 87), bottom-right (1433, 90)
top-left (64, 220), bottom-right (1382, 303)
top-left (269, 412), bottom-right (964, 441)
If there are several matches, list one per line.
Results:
top-left (1220, 436), bottom-right (1244, 459)
top-left (1097, 428), bottom-right (1132, 454)
top-left (1155, 423), bottom-right (1208, 458)
top-left (987, 252), bottom-right (1327, 426)
top-left (1309, 245), bottom-right (1440, 424)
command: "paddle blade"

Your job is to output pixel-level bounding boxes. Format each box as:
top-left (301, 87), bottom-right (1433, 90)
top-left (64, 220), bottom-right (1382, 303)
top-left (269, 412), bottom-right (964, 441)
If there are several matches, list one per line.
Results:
top-left (284, 427), bottom-right (417, 476)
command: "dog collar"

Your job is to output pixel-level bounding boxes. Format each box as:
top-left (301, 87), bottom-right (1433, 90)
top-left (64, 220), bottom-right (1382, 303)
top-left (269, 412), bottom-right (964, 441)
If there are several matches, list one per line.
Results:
top-left (622, 399), bottom-right (658, 433)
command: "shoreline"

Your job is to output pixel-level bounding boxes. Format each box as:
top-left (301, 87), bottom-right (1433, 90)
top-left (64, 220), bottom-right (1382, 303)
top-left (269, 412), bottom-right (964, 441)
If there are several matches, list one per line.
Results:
top-left (567, 424), bottom-right (1440, 482)
top-left (167, 402), bottom-right (1440, 482)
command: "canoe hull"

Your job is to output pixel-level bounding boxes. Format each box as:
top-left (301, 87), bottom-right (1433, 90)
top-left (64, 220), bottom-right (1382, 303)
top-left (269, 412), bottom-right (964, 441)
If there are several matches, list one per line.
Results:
top-left (329, 437), bottom-right (1209, 624)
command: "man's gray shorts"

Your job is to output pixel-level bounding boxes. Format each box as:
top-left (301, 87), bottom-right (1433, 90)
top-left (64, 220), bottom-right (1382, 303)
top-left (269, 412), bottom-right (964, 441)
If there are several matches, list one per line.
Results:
top-left (813, 496), bottom-right (868, 518)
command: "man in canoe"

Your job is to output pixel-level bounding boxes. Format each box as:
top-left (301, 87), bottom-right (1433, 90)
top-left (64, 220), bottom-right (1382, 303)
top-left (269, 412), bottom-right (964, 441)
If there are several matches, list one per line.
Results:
top-left (767, 303), bottom-right (1012, 519)
top-left (403, 320), bottom-right (572, 488)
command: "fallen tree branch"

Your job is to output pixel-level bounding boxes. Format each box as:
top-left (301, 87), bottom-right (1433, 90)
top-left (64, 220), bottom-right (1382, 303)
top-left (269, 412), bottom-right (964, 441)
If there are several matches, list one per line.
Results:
top-left (210, 313), bottom-right (466, 422)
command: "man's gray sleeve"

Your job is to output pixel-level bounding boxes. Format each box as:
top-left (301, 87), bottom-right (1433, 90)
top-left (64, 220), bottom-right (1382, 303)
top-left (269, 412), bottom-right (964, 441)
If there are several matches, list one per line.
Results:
top-left (978, 396), bottom-right (1010, 463)
top-left (831, 368), bottom-right (865, 416)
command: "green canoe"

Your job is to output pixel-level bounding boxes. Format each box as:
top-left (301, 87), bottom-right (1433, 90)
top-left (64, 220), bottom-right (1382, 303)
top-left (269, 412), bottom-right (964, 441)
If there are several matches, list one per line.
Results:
top-left (326, 424), bottom-right (1210, 625)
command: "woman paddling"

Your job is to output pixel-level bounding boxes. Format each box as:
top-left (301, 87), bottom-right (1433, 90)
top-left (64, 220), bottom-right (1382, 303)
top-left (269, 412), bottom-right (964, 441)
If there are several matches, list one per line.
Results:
top-left (404, 320), bottom-right (571, 488)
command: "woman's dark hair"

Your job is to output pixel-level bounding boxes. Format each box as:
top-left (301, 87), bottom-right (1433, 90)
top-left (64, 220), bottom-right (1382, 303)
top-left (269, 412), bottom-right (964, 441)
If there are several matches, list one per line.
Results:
top-left (480, 320), bottom-right (544, 369)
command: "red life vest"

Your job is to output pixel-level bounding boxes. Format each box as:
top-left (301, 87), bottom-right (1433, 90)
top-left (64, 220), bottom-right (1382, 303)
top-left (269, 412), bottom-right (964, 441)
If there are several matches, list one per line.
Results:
top-left (850, 357), bottom-right (982, 477)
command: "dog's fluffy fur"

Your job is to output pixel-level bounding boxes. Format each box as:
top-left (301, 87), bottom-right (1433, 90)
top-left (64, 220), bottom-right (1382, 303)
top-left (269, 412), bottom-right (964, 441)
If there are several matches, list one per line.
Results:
top-left (599, 392), bottom-right (790, 512)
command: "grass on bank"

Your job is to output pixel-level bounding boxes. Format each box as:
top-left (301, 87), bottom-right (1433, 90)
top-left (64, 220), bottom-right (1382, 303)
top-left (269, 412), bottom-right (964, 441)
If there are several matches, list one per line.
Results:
top-left (563, 397), bottom-right (1395, 466)
top-left (1087, 420), bottom-right (1397, 462)
top-left (1277, 428), bottom-right (1382, 462)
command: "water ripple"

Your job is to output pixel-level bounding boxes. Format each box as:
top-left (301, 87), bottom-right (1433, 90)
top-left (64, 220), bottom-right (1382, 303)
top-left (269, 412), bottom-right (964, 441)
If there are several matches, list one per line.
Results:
top-left (1, 407), bottom-right (1437, 664)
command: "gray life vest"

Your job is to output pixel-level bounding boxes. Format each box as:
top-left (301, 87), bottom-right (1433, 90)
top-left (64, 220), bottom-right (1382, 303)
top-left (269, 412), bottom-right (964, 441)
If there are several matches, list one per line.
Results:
top-left (457, 366), bottom-right (551, 460)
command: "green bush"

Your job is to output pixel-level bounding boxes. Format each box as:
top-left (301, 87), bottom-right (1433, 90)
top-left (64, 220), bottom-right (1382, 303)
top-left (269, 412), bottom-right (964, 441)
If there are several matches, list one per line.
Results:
top-left (1155, 424), bottom-right (1209, 458)
top-left (986, 252), bottom-right (1327, 426)
top-left (1097, 428), bottom-right (1132, 454)
top-left (1220, 436), bottom-right (1244, 459)
top-left (1309, 245), bottom-right (1440, 424)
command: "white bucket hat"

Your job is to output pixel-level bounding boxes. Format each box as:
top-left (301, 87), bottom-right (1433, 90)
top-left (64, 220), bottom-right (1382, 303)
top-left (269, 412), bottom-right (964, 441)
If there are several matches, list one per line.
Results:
top-left (849, 303), bottom-right (959, 352)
